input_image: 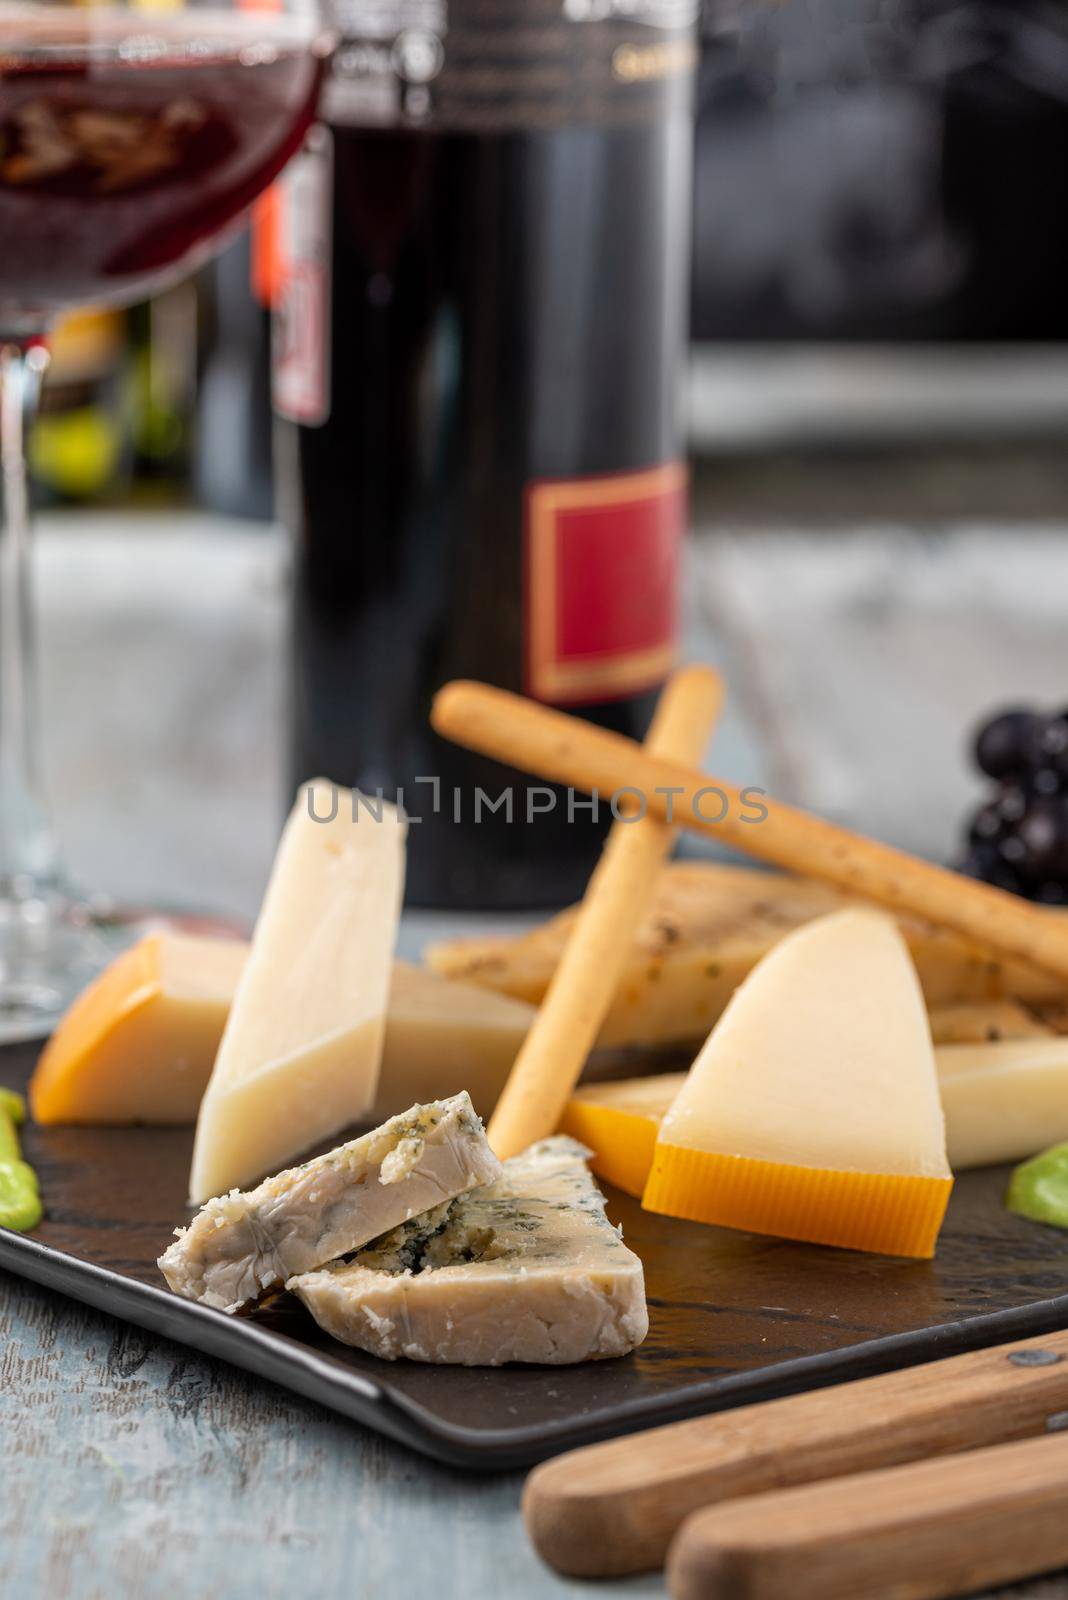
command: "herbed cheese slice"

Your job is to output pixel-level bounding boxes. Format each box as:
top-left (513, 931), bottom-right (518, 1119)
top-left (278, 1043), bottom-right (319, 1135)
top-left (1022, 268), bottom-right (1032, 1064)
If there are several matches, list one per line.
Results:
top-left (642, 910), bottom-right (953, 1258)
top-left (30, 933), bottom-right (533, 1128)
top-left (428, 863), bottom-right (1063, 1053)
top-left (159, 1093), bottom-right (500, 1312)
top-left (288, 1137), bottom-right (648, 1365)
top-left (189, 782), bottom-right (405, 1202)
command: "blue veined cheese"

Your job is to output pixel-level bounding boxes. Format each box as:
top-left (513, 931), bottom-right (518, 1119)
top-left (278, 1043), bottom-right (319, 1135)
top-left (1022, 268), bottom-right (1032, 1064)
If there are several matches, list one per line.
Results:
top-left (159, 1094), bottom-right (500, 1313)
top-left (288, 1138), bottom-right (648, 1365)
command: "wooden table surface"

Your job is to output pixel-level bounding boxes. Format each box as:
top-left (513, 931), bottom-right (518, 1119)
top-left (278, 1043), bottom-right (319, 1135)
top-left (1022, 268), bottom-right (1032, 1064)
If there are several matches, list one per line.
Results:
top-left (4, 512), bottom-right (1068, 1599)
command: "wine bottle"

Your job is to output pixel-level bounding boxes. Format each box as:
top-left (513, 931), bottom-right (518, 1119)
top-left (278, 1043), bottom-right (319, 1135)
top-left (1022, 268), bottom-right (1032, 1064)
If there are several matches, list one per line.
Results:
top-left (274, 0), bottom-right (696, 908)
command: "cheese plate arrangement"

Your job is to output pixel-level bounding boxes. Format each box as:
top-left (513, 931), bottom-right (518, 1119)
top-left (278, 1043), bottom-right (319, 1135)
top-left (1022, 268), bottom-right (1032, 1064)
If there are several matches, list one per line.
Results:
top-left (7, 668), bottom-right (1068, 1482)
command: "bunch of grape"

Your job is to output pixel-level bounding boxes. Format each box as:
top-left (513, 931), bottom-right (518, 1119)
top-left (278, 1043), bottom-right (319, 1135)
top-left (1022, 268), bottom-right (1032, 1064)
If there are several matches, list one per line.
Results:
top-left (960, 709), bottom-right (1068, 903)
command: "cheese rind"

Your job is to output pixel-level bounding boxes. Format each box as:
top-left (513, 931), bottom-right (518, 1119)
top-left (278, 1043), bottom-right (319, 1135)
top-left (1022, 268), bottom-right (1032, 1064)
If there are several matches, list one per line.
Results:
top-left (642, 910), bottom-right (953, 1257)
top-left (159, 1093), bottom-right (500, 1313)
top-left (429, 863), bottom-right (1063, 1052)
top-left (189, 783), bottom-right (405, 1201)
top-left (289, 1137), bottom-right (648, 1365)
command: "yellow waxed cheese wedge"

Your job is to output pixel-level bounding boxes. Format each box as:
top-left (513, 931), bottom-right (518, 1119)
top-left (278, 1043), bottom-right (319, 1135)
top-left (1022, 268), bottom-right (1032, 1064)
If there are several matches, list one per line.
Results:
top-left (642, 909), bottom-right (953, 1257)
top-left (564, 1035), bottom-right (1068, 1196)
top-left (561, 1072), bottom-right (686, 1197)
top-left (428, 863), bottom-right (1064, 1054)
top-left (189, 782), bottom-right (406, 1202)
top-left (30, 932), bottom-right (248, 1125)
top-left (30, 933), bottom-right (535, 1128)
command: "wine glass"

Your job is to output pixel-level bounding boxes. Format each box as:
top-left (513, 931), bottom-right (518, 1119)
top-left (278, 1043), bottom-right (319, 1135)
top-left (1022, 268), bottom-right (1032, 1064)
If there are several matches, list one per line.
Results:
top-left (0, 0), bottom-right (334, 1036)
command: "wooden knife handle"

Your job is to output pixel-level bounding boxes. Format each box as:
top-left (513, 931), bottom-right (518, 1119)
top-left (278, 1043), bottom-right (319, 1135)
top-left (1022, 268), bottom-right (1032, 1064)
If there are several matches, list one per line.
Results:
top-left (523, 1328), bottom-right (1068, 1578)
top-left (667, 1429), bottom-right (1068, 1600)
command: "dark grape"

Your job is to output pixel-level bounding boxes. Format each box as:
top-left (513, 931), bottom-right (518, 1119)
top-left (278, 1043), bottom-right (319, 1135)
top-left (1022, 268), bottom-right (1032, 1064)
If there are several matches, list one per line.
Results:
top-left (1036, 880), bottom-right (1068, 906)
top-left (997, 784), bottom-right (1028, 823)
top-left (1032, 767), bottom-right (1063, 797)
top-left (1042, 716), bottom-right (1068, 780)
top-left (957, 843), bottom-right (1000, 880)
top-left (1016, 796), bottom-right (1068, 882)
top-left (987, 863), bottom-right (1024, 895)
top-left (973, 709), bottom-right (1049, 779)
top-left (998, 834), bottom-right (1029, 867)
top-left (967, 801), bottom-right (1005, 845)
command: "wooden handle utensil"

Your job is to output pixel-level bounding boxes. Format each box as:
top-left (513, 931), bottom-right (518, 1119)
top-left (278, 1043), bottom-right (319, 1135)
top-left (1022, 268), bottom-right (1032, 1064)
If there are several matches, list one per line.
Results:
top-left (487, 665), bottom-right (722, 1159)
top-left (523, 1328), bottom-right (1068, 1578)
top-left (432, 681), bottom-right (1068, 984)
top-left (667, 1429), bottom-right (1068, 1600)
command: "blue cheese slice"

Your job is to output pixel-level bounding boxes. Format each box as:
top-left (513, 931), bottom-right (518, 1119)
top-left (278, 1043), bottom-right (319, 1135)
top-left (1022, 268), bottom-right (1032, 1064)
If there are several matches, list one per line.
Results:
top-left (159, 1093), bottom-right (500, 1313)
top-left (288, 1137), bottom-right (648, 1365)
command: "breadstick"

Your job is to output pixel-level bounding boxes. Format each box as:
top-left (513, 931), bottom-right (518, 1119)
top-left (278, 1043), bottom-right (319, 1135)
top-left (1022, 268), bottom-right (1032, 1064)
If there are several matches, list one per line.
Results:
top-left (486, 666), bottom-right (723, 1159)
top-left (432, 680), bottom-right (1068, 987)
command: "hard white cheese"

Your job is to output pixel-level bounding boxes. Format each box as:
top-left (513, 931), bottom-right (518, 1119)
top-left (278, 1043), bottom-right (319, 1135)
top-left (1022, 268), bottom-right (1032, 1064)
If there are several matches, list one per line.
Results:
top-left (938, 1038), bottom-right (1068, 1170)
top-left (189, 781), bottom-right (405, 1202)
top-left (161, 1094), bottom-right (500, 1312)
top-left (289, 1137), bottom-right (648, 1365)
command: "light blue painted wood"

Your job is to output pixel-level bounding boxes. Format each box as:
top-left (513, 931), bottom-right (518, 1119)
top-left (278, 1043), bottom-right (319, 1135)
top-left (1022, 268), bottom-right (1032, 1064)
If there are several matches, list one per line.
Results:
top-left (1, 1273), bottom-right (664, 1600)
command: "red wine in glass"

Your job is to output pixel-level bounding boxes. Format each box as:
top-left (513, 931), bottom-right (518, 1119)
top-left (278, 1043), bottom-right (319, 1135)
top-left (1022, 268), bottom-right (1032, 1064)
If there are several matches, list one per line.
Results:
top-left (0, 4), bottom-right (332, 1035)
top-left (0, 7), bottom-right (330, 332)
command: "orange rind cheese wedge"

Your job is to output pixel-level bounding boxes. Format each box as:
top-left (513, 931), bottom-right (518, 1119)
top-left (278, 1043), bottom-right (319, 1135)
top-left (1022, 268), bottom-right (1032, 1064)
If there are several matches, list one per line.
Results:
top-left (565, 1032), bottom-right (1068, 1206)
top-left (31, 932), bottom-right (246, 1125)
top-left (625, 909), bottom-right (954, 1258)
top-left (560, 1073), bottom-right (684, 1198)
top-left (30, 933), bottom-right (533, 1129)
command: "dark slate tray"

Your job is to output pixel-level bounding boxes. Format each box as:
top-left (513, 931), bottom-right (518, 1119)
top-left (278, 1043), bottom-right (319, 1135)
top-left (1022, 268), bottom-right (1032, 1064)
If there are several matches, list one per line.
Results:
top-left (3, 1040), bottom-right (1068, 1470)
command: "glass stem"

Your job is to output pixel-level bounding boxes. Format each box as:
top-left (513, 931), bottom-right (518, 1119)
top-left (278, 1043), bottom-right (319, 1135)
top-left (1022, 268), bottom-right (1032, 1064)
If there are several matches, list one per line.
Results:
top-left (0, 340), bottom-right (57, 902)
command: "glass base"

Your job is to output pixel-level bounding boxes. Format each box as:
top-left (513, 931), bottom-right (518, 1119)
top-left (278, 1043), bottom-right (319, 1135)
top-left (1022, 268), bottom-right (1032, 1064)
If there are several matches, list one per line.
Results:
top-left (0, 885), bottom-right (247, 1045)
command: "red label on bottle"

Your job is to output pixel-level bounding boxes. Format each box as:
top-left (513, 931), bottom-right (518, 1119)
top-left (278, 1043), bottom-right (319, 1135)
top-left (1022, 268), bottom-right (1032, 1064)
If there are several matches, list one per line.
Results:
top-left (524, 461), bottom-right (686, 705)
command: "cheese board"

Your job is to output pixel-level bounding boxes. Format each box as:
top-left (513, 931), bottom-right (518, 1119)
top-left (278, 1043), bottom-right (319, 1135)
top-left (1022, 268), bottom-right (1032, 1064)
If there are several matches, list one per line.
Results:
top-left (6, 1033), bottom-right (1068, 1471)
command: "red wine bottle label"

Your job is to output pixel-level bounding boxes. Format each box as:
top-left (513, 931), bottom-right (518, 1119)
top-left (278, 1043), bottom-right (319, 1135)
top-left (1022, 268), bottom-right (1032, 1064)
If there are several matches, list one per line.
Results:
top-left (524, 461), bottom-right (686, 705)
top-left (272, 126), bottom-right (333, 426)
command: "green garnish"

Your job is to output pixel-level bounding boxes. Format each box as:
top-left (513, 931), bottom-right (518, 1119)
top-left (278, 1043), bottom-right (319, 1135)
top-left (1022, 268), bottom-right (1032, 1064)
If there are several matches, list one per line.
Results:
top-left (0, 1090), bottom-right (42, 1232)
top-left (1007, 1142), bottom-right (1068, 1231)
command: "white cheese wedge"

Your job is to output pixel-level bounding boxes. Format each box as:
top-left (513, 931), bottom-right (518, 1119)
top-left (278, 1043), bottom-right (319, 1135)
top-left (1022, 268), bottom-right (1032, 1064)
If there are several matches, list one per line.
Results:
top-left (189, 781), bottom-right (406, 1202)
top-left (374, 963), bottom-right (534, 1120)
top-left (938, 1039), bottom-right (1068, 1170)
top-left (289, 1137), bottom-right (648, 1365)
top-left (643, 909), bottom-right (954, 1257)
top-left (160, 1094), bottom-right (500, 1312)
top-left (30, 938), bottom-right (531, 1128)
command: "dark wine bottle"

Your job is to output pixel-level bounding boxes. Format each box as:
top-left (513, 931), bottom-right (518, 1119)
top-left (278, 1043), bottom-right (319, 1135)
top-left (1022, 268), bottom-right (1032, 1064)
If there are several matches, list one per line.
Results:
top-left (274, 0), bottom-right (696, 909)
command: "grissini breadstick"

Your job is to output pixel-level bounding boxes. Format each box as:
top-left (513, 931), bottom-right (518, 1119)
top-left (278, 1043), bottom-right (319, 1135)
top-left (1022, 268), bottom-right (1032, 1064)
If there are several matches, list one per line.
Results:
top-left (431, 681), bottom-right (1068, 987)
top-left (486, 666), bottom-right (723, 1160)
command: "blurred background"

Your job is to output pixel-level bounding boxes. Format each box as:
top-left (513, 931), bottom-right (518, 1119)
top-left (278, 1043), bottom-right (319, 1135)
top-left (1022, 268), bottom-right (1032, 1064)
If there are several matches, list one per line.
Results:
top-left (24, 0), bottom-right (1068, 931)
